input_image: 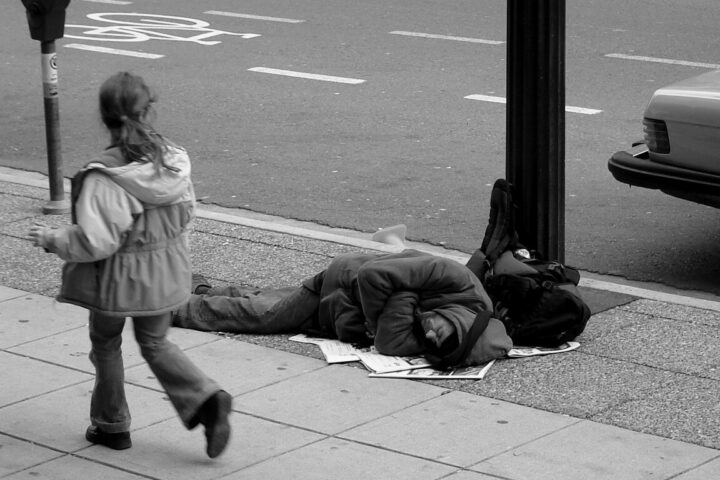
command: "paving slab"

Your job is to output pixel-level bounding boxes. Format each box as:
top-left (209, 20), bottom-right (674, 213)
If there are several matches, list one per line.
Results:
top-left (582, 315), bottom-right (720, 380)
top-left (0, 381), bottom-right (175, 452)
top-left (236, 364), bottom-right (445, 435)
top-left (3, 454), bottom-right (149, 479)
top-left (341, 390), bottom-right (578, 468)
top-left (579, 285), bottom-right (636, 314)
top-left (442, 471), bottom-right (504, 480)
top-left (0, 293), bottom-right (86, 348)
top-left (190, 232), bottom-right (331, 288)
top-left (124, 338), bottom-right (326, 396)
top-left (0, 193), bottom-right (43, 224)
top-left (0, 433), bottom-right (64, 478)
top-left (0, 351), bottom-right (92, 406)
top-left (575, 304), bottom-right (653, 342)
top-left (473, 420), bottom-right (719, 480)
top-left (622, 298), bottom-right (720, 326)
top-left (461, 352), bottom-right (677, 419)
top-left (593, 374), bottom-right (720, 449)
top-left (9, 325), bottom-right (223, 374)
top-left (78, 413), bottom-right (324, 480)
top-left (224, 436), bottom-right (456, 480)
top-left (193, 217), bottom-right (374, 258)
top-left (673, 457), bottom-right (720, 480)
top-left (0, 285), bottom-right (25, 301)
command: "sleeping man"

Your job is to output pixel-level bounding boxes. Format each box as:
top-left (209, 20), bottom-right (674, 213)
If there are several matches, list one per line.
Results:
top-left (172, 249), bottom-right (512, 368)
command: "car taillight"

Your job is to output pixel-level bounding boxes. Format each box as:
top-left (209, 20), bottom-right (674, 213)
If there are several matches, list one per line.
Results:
top-left (643, 118), bottom-right (670, 154)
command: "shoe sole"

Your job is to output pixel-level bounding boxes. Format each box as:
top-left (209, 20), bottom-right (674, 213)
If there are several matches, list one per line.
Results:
top-left (206, 391), bottom-right (232, 458)
top-left (85, 427), bottom-right (132, 450)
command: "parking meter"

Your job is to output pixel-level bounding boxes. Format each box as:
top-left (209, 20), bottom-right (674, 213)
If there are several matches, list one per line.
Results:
top-left (21, 0), bottom-right (71, 42)
top-left (21, 0), bottom-right (72, 214)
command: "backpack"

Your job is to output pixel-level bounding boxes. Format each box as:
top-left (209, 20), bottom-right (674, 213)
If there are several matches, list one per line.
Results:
top-left (467, 179), bottom-right (591, 347)
top-left (484, 257), bottom-right (590, 347)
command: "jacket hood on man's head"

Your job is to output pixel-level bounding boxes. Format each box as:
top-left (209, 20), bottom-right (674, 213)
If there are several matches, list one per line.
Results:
top-left (86, 146), bottom-right (193, 206)
top-left (462, 317), bottom-right (513, 366)
top-left (434, 304), bottom-right (477, 344)
top-left (433, 306), bottom-right (513, 367)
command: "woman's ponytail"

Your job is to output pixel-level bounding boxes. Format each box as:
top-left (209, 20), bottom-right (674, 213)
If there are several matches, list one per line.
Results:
top-left (99, 72), bottom-right (178, 173)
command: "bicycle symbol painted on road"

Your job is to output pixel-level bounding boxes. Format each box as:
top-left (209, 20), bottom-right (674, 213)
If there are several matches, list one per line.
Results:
top-left (65, 13), bottom-right (260, 45)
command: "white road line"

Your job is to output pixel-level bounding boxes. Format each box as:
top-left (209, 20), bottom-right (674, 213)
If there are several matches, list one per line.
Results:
top-left (82, 0), bottom-right (132, 4)
top-left (204, 10), bottom-right (304, 23)
top-left (464, 94), bottom-right (602, 115)
top-left (64, 44), bottom-right (164, 59)
top-left (248, 67), bottom-right (366, 84)
top-left (606, 53), bottom-right (720, 70)
top-left (390, 30), bottom-right (504, 45)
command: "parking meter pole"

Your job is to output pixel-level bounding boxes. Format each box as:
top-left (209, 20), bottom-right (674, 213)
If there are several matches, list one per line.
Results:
top-left (40, 40), bottom-right (69, 214)
top-left (506, 0), bottom-right (566, 262)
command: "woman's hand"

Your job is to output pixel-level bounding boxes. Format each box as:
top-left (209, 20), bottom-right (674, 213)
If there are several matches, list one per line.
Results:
top-left (28, 222), bottom-right (49, 248)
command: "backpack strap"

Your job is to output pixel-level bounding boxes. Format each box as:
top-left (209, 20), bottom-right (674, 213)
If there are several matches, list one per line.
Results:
top-left (430, 311), bottom-right (492, 369)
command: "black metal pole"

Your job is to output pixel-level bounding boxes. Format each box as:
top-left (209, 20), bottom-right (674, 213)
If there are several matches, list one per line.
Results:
top-left (40, 40), bottom-right (69, 214)
top-left (506, 0), bottom-right (565, 262)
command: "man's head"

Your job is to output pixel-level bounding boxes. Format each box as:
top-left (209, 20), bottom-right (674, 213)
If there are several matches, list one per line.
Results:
top-left (419, 311), bottom-right (456, 349)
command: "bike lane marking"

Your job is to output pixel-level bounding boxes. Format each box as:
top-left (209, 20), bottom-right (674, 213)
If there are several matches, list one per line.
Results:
top-left (390, 31), bottom-right (504, 45)
top-left (248, 67), bottom-right (366, 85)
top-left (64, 43), bottom-right (164, 59)
top-left (464, 94), bottom-right (602, 115)
top-left (204, 10), bottom-right (304, 23)
top-left (63, 12), bottom-right (260, 58)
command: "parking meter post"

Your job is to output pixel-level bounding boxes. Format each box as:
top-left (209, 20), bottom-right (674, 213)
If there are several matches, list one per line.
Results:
top-left (506, 0), bottom-right (566, 262)
top-left (21, 0), bottom-right (71, 214)
top-left (40, 40), bottom-right (69, 214)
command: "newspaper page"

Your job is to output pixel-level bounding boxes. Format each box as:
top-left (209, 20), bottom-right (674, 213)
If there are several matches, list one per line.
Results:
top-left (288, 334), bottom-right (360, 363)
top-left (355, 348), bottom-right (431, 374)
top-left (289, 334), bottom-right (432, 373)
top-left (507, 341), bottom-right (580, 358)
top-left (369, 360), bottom-right (495, 380)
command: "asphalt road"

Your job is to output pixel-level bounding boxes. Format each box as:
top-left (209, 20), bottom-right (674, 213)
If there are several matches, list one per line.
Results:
top-left (2, 0), bottom-right (719, 294)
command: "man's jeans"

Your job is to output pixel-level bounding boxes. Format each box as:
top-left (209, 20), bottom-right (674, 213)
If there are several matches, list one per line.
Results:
top-left (173, 285), bottom-right (320, 335)
top-left (88, 312), bottom-right (221, 432)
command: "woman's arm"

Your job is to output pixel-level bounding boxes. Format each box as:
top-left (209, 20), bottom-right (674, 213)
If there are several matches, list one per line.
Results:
top-left (32, 172), bottom-right (139, 262)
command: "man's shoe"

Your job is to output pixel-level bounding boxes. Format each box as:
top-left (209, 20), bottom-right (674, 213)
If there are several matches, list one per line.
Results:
top-left (192, 273), bottom-right (212, 294)
top-left (85, 425), bottom-right (132, 450)
top-left (200, 390), bottom-right (232, 458)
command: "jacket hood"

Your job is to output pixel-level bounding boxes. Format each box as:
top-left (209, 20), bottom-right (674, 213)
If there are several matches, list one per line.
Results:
top-left (433, 307), bottom-right (513, 367)
top-left (85, 145), bottom-right (193, 206)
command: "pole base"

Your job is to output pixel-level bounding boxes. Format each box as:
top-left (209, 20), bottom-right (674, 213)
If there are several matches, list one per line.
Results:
top-left (42, 198), bottom-right (71, 215)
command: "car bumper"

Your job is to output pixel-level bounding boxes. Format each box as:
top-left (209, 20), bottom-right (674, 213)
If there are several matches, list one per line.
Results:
top-left (608, 144), bottom-right (720, 205)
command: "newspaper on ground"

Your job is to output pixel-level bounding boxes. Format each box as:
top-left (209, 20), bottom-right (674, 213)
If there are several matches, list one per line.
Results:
top-left (290, 335), bottom-right (579, 380)
top-left (369, 360), bottom-right (495, 380)
top-left (507, 341), bottom-right (580, 358)
top-left (288, 334), bottom-right (360, 363)
top-left (289, 334), bottom-right (432, 373)
top-left (355, 348), bottom-right (431, 374)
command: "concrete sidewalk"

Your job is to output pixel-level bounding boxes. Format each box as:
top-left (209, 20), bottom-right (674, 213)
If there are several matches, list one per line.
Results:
top-left (1, 168), bottom-right (719, 479)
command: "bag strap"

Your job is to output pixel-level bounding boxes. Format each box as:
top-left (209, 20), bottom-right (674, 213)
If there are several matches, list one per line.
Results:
top-left (431, 311), bottom-right (492, 369)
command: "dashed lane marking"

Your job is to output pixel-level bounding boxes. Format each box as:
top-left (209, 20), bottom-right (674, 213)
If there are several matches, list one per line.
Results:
top-left (82, 0), bottom-right (132, 4)
top-left (464, 94), bottom-right (603, 115)
top-left (606, 53), bottom-right (720, 70)
top-left (248, 67), bottom-right (366, 84)
top-left (390, 31), bottom-right (504, 45)
top-left (204, 10), bottom-right (305, 23)
top-left (64, 43), bottom-right (164, 59)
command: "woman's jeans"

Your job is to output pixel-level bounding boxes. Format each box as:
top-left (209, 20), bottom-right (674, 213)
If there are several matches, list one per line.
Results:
top-left (88, 311), bottom-right (221, 433)
top-left (173, 285), bottom-right (320, 335)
